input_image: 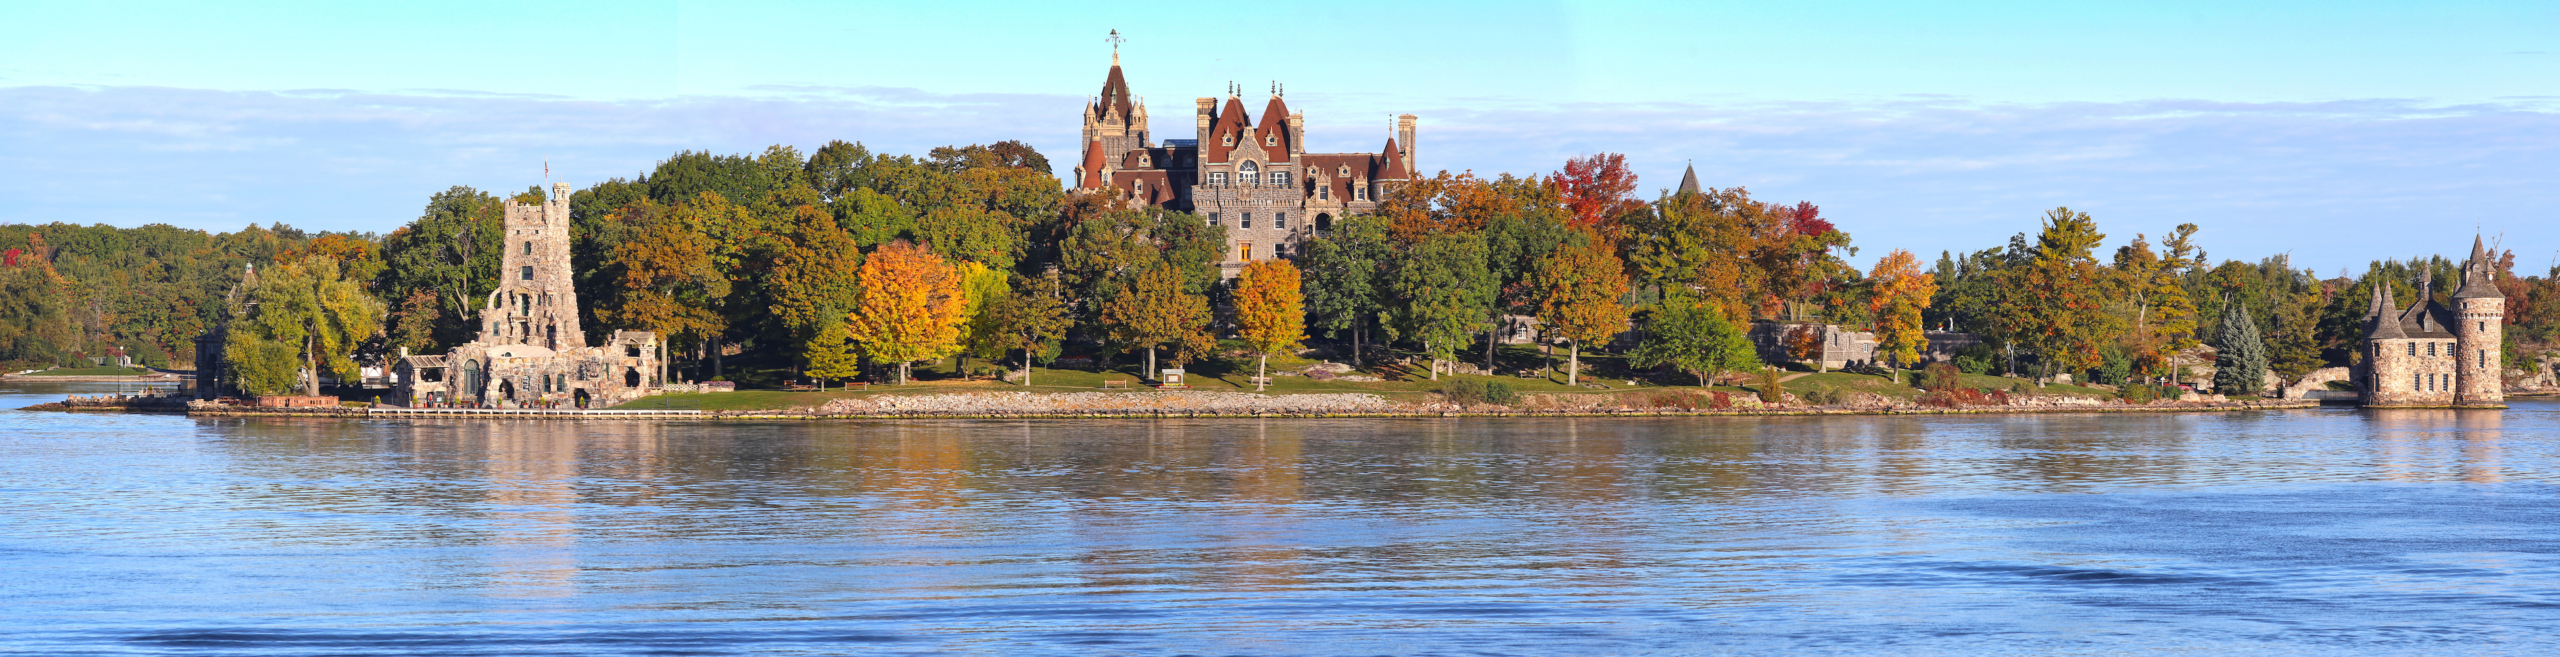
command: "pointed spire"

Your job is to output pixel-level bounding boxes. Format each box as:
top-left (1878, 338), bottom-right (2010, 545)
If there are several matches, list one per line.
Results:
top-left (1677, 161), bottom-right (1701, 195)
top-left (2456, 233), bottom-right (2507, 299)
top-left (2369, 279), bottom-right (2408, 339)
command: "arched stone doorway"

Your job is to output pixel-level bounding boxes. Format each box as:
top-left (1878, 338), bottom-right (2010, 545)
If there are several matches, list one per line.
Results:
top-left (1315, 213), bottom-right (1333, 235)
top-left (625, 367), bottom-right (641, 388)
top-left (574, 389), bottom-right (590, 409)
top-left (498, 378), bottom-right (516, 403)
top-left (459, 360), bottom-right (482, 405)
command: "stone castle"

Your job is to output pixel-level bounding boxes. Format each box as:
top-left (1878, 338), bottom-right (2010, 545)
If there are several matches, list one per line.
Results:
top-left (1071, 51), bottom-right (1417, 274)
top-left (2356, 237), bottom-right (2504, 408)
top-left (393, 182), bottom-right (664, 408)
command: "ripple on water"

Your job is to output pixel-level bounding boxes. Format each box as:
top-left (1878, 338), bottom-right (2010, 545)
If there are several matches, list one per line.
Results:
top-left (2, 383), bottom-right (2558, 655)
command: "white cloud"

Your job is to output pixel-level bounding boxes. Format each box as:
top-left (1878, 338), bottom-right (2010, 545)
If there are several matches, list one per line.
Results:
top-left (2, 86), bottom-right (2555, 273)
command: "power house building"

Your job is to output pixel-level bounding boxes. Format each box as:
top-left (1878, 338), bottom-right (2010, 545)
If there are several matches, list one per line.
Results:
top-left (2357, 237), bottom-right (2504, 408)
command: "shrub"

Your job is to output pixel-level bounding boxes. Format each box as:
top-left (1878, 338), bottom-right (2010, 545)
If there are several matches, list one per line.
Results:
top-left (1649, 391), bottom-right (1701, 410)
top-left (1919, 388), bottom-right (1991, 407)
top-left (2120, 382), bottom-right (2158, 404)
top-left (1802, 388), bottom-right (1845, 406)
top-left (1440, 379), bottom-right (1519, 406)
top-left (1756, 367), bottom-right (1786, 403)
top-left (1921, 362), bottom-right (1965, 392)
top-left (1709, 391), bottom-right (1733, 410)
top-left (1953, 343), bottom-right (1998, 375)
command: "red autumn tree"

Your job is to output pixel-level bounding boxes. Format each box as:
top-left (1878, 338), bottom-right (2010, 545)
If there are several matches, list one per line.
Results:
top-left (1553, 153), bottom-right (1643, 232)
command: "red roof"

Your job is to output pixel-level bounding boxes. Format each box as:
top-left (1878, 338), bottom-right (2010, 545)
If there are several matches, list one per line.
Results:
top-left (1097, 65), bottom-right (1134, 120)
top-left (1378, 136), bottom-right (1409, 180)
top-left (1256, 96), bottom-right (1293, 158)
top-left (1202, 96), bottom-right (1255, 163)
top-left (1077, 138), bottom-right (1107, 189)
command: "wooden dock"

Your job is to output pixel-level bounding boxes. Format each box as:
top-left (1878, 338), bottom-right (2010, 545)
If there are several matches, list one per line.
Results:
top-left (365, 407), bottom-right (703, 419)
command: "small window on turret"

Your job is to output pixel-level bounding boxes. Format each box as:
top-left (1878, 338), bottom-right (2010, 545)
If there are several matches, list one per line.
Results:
top-left (2407, 343), bottom-right (2416, 357)
top-left (521, 266), bottom-right (534, 280)
top-left (523, 242), bottom-right (532, 255)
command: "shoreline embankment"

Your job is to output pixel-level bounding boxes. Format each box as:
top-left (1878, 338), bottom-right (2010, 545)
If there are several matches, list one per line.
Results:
top-left (23, 390), bottom-right (2340, 419)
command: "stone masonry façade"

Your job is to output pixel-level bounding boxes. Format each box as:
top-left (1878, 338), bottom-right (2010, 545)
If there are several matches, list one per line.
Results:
top-left (394, 182), bottom-right (666, 408)
top-left (2357, 237), bottom-right (2504, 408)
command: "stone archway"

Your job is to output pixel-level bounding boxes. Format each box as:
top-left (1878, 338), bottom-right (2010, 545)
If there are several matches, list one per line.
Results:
top-left (1316, 213), bottom-right (1333, 234)
top-left (574, 388), bottom-right (590, 409)
top-left (498, 378), bottom-right (516, 403)
top-left (625, 367), bottom-right (641, 388)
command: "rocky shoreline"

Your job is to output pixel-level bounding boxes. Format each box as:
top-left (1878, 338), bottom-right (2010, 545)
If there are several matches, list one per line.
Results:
top-left (21, 389), bottom-right (2333, 418)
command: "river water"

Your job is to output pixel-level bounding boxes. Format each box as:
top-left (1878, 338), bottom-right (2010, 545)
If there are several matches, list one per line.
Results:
top-left (4, 382), bottom-right (2557, 656)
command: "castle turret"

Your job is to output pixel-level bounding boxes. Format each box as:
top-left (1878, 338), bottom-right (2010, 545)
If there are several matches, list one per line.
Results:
top-left (2452, 235), bottom-right (2506, 407)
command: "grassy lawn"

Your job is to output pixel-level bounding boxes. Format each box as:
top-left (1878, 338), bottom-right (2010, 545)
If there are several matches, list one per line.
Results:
top-left (27, 366), bottom-right (152, 376)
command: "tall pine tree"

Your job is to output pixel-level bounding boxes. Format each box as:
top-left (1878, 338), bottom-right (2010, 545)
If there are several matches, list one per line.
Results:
top-left (2213, 299), bottom-right (2269, 396)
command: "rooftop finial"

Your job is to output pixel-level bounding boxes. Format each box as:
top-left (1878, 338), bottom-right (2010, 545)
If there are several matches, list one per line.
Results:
top-left (1106, 29), bottom-right (1123, 66)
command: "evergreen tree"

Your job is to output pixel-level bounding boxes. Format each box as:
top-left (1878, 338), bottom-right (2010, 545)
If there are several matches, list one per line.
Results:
top-left (2213, 300), bottom-right (2269, 395)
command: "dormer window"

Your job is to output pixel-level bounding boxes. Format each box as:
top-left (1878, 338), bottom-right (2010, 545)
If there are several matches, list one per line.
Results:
top-left (1356, 186), bottom-right (1368, 200)
top-left (1319, 186), bottom-right (1330, 201)
top-left (1338, 165), bottom-right (1350, 177)
top-left (1222, 134), bottom-right (1234, 146)
top-left (1266, 135), bottom-right (1277, 146)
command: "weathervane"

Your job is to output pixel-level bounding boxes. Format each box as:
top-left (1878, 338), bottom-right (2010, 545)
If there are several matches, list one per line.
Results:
top-left (1106, 29), bottom-right (1124, 64)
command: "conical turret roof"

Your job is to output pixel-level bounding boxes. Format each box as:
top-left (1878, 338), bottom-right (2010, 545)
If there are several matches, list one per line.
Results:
top-left (2454, 235), bottom-right (2504, 299)
top-left (1677, 163), bottom-right (1700, 195)
top-left (2367, 281), bottom-right (2409, 340)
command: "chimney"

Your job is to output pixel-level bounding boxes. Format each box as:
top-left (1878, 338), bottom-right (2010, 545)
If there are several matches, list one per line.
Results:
top-left (1396, 114), bottom-right (1417, 176)
top-left (1196, 97), bottom-right (1215, 144)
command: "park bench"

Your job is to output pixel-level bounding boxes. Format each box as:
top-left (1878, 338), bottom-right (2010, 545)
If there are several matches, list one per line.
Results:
top-left (1101, 380), bottom-right (1130, 389)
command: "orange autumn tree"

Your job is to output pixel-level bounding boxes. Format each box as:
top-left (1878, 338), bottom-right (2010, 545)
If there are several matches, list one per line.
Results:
top-left (1233, 259), bottom-right (1306, 391)
top-left (1535, 238), bottom-right (1630, 386)
top-left (846, 240), bottom-right (969, 385)
top-left (1865, 248), bottom-right (1938, 383)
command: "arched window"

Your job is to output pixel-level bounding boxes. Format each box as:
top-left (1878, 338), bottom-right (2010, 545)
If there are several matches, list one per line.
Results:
top-left (1239, 161), bottom-right (1260, 186)
top-left (523, 241), bottom-right (533, 255)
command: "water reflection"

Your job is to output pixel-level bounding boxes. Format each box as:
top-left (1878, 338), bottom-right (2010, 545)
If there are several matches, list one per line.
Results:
top-left (4, 382), bottom-right (2558, 656)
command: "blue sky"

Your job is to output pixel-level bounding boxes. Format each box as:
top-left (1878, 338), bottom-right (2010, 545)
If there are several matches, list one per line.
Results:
top-left (3, 0), bottom-right (2555, 273)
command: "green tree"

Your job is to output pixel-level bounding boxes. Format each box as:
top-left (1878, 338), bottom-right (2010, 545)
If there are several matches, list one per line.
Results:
top-left (2213, 299), bottom-right (2269, 395)
top-left (1391, 233), bottom-right (1496, 380)
top-left (1099, 262), bottom-right (1214, 378)
top-left (1300, 214), bottom-right (1393, 366)
top-left (1987, 208), bottom-right (2121, 383)
top-left (376, 187), bottom-right (502, 350)
top-left (225, 256), bottom-right (386, 397)
top-left (1629, 296), bottom-right (1762, 387)
top-left (988, 273), bottom-right (1071, 387)
top-left (801, 320), bottom-right (860, 389)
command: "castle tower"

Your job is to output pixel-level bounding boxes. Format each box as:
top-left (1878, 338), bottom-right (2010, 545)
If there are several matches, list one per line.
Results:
top-left (2452, 236), bottom-right (2506, 407)
top-left (483, 182), bottom-right (584, 351)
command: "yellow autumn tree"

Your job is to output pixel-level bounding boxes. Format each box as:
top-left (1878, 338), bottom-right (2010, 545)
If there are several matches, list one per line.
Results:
top-left (1535, 238), bottom-right (1630, 386)
top-left (1866, 248), bottom-right (1938, 383)
top-left (846, 241), bottom-right (968, 385)
top-left (1233, 259), bottom-right (1306, 391)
